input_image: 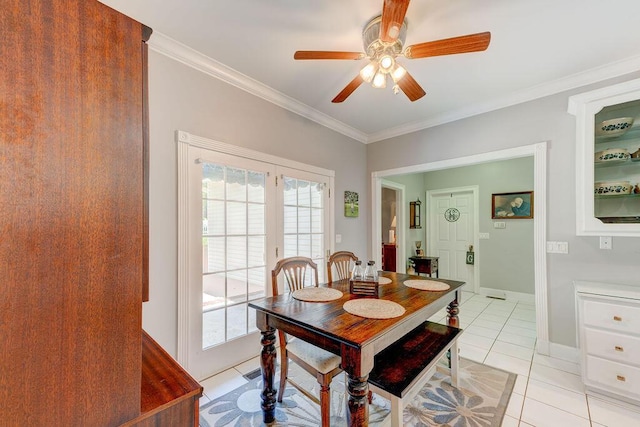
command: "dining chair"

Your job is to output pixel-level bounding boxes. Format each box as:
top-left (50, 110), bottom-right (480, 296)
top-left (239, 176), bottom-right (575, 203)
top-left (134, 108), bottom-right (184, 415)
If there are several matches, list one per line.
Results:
top-left (326, 251), bottom-right (358, 283)
top-left (271, 256), bottom-right (343, 426)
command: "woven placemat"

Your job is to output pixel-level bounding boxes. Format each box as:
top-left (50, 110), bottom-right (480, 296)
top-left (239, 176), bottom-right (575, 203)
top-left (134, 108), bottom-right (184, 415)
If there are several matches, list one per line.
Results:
top-left (403, 279), bottom-right (450, 291)
top-left (343, 299), bottom-right (405, 319)
top-left (292, 287), bottom-right (343, 302)
top-left (378, 277), bottom-right (392, 285)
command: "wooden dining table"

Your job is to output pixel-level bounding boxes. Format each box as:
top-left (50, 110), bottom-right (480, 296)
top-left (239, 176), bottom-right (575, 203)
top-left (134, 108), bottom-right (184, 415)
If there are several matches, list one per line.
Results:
top-left (249, 271), bottom-right (464, 426)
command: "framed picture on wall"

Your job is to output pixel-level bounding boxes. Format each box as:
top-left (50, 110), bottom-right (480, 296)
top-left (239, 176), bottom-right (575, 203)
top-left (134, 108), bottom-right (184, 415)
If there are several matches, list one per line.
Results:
top-left (344, 191), bottom-right (359, 217)
top-left (492, 191), bottom-right (534, 219)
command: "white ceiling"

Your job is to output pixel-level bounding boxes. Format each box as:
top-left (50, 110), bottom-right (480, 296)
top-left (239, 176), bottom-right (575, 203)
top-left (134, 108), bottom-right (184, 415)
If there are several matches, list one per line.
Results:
top-left (99, 0), bottom-right (640, 143)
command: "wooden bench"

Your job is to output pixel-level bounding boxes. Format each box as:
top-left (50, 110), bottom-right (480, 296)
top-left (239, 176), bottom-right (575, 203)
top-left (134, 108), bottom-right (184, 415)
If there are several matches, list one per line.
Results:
top-left (368, 321), bottom-right (462, 427)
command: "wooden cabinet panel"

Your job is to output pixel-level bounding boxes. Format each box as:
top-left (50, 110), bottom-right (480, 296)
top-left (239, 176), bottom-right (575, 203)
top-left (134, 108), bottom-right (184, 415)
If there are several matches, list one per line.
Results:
top-left (123, 332), bottom-right (203, 427)
top-left (382, 244), bottom-right (396, 272)
top-left (0, 1), bottom-right (148, 424)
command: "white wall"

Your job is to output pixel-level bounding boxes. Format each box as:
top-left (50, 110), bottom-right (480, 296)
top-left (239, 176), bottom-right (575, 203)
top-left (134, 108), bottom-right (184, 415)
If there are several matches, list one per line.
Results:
top-left (143, 50), bottom-right (368, 355)
top-left (368, 73), bottom-right (640, 347)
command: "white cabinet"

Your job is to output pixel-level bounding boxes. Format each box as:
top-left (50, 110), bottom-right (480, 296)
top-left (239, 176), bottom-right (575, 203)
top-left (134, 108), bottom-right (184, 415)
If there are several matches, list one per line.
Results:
top-left (575, 281), bottom-right (640, 406)
top-left (569, 79), bottom-right (640, 236)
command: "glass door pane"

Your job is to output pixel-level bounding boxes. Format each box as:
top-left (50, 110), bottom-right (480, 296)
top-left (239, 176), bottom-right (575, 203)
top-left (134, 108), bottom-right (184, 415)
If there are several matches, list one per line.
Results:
top-left (593, 100), bottom-right (640, 223)
top-left (202, 163), bottom-right (267, 349)
top-left (281, 172), bottom-right (328, 284)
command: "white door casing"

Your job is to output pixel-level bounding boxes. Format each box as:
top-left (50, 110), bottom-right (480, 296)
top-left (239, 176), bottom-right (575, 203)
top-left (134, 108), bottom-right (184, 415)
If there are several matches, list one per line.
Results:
top-left (371, 142), bottom-right (548, 355)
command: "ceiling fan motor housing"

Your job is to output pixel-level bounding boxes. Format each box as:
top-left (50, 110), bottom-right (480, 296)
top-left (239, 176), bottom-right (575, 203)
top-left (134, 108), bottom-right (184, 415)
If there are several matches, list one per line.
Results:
top-left (362, 16), bottom-right (407, 59)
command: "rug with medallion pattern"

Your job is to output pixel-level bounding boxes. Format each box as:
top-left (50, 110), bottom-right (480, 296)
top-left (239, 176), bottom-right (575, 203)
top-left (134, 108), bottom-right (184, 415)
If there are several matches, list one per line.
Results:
top-left (200, 357), bottom-right (515, 426)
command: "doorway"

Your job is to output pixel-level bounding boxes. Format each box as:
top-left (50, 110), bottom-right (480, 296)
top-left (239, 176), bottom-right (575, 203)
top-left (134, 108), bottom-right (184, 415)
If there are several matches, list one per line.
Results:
top-left (381, 187), bottom-right (397, 271)
top-left (371, 142), bottom-right (550, 355)
top-left (379, 180), bottom-right (405, 273)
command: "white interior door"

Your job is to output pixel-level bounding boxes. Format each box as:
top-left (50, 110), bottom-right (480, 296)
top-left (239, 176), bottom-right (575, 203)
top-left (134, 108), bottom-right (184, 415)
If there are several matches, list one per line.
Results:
top-left (427, 187), bottom-right (478, 291)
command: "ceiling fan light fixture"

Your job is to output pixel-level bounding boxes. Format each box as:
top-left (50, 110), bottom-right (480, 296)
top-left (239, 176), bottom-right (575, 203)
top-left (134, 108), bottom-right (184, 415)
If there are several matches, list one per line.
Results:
top-left (372, 71), bottom-right (387, 89)
top-left (379, 54), bottom-right (395, 71)
top-left (360, 62), bottom-right (378, 83)
top-left (391, 64), bottom-right (407, 82)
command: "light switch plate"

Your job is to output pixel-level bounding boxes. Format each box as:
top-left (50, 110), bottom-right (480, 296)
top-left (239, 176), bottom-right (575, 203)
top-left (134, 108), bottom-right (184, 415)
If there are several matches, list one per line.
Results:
top-left (494, 222), bottom-right (506, 229)
top-left (547, 241), bottom-right (569, 254)
top-left (479, 233), bottom-right (490, 240)
top-left (335, 234), bottom-right (342, 244)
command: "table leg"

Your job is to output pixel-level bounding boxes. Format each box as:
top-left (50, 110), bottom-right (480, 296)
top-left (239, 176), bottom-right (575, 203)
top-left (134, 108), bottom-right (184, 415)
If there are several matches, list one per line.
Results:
top-left (259, 326), bottom-right (277, 423)
top-left (346, 372), bottom-right (369, 426)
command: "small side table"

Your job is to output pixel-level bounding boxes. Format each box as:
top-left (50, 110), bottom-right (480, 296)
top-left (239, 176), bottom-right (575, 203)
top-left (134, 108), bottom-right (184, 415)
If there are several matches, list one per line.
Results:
top-left (409, 256), bottom-right (439, 278)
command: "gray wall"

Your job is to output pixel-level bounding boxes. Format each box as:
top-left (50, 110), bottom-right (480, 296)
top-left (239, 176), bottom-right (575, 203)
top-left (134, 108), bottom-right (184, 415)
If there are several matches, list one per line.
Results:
top-left (368, 73), bottom-right (640, 347)
top-left (422, 158), bottom-right (535, 295)
top-left (144, 51), bottom-right (368, 354)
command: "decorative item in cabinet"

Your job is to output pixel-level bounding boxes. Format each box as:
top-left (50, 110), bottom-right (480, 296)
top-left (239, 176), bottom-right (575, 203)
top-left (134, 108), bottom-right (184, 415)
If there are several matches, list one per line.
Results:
top-left (569, 78), bottom-right (640, 236)
top-left (575, 281), bottom-right (640, 406)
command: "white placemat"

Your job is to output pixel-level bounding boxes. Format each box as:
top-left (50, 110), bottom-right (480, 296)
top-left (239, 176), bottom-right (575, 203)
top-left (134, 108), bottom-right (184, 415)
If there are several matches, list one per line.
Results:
top-left (403, 279), bottom-right (450, 291)
top-left (343, 299), bottom-right (405, 319)
top-left (378, 277), bottom-right (392, 285)
top-left (292, 287), bottom-right (343, 302)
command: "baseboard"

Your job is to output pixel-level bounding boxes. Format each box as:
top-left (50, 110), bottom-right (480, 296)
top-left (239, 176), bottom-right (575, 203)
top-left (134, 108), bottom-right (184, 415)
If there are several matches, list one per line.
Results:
top-left (548, 342), bottom-right (580, 363)
top-left (478, 287), bottom-right (535, 304)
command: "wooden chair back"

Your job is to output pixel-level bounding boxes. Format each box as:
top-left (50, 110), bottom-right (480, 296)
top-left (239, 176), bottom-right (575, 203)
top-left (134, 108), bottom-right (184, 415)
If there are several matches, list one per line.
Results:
top-left (271, 256), bottom-right (319, 296)
top-left (327, 251), bottom-right (358, 283)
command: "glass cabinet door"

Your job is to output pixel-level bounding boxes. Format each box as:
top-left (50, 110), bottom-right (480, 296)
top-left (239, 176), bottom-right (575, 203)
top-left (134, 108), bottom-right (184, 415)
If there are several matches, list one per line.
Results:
top-left (569, 78), bottom-right (640, 236)
top-left (593, 100), bottom-right (640, 223)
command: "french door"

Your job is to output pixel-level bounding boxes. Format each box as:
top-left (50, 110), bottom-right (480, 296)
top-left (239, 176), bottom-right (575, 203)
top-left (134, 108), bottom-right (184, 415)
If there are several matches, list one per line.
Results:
top-left (178, 134), bottom-right (333, 380)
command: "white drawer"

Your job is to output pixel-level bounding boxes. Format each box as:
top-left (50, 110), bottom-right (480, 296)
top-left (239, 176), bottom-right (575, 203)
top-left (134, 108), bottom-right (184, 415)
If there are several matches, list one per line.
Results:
top-left (582, 298), bottom-right (640, 334)
top-left (584, 355), bottom-right (640, 402)
top-left (584, 327), bottom-right (640, 367)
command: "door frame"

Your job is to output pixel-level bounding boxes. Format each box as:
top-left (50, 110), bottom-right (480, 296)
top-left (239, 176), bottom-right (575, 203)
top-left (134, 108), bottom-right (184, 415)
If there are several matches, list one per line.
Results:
top-left (177, 130), bottom-right (335, 379)
top-left (426, 185), bottom-right (480, 294)
top-left (371, 141), bottom-right (549, 355)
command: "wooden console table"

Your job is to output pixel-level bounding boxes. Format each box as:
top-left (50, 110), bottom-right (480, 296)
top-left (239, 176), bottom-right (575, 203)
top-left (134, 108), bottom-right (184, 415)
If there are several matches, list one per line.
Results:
top-left (409, 256), bottom-right (439, 278)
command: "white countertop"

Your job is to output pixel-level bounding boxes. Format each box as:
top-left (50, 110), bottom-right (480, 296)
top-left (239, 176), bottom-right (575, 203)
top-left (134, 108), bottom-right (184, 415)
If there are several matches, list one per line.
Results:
top-left (574, 280), bottom-right (640, 300)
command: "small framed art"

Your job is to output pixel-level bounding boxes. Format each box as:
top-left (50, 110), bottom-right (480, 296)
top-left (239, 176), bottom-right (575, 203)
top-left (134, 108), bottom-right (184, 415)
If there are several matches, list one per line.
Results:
top-left (492, 191), bottom-right (534, 219)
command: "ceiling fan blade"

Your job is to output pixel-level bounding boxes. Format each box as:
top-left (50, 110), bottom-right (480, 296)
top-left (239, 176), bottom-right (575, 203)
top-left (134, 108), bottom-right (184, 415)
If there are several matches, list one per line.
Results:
top-left (294, 51), bottom-right (365, 60)
top-left (332, 75), bottom-right (364, 103)
top-left (380, 0), bottom-right (410, 43)
top-left (404, 32), bottom-right (491, 59)
top-left (397, 71), bottom-right (426, 102)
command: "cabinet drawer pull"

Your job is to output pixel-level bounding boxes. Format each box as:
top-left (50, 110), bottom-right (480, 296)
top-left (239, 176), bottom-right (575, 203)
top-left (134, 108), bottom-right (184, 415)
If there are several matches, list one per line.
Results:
top-left (613, 316), bottom-right (622, 322)
top-left (616, 375), bottom-right (626, 382)
top-left (615, 346), bottom-right (624, 352)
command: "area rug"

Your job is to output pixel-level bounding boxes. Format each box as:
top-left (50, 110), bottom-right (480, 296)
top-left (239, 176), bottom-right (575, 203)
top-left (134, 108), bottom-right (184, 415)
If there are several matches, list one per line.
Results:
top-left (200, 358), bottom-right (515, 426)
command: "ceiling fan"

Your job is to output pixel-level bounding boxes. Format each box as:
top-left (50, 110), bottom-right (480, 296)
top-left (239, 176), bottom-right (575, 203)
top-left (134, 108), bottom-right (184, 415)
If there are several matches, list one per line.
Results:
top-left (294, 0), bottom-right (491, 103)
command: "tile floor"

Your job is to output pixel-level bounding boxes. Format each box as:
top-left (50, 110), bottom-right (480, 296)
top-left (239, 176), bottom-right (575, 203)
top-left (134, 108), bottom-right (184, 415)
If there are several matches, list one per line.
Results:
top-left (198, 292), bottom-right (640, 426)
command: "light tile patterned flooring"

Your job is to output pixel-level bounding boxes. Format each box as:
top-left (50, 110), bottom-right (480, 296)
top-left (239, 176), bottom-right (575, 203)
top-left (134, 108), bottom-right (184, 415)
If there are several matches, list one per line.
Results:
top-left (199, 292), bottom-right (640, 426)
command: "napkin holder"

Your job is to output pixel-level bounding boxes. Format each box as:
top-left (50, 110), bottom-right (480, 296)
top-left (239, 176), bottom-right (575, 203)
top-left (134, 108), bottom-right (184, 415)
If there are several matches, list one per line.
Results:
top-left (349, 279), bottom-right (380, 297)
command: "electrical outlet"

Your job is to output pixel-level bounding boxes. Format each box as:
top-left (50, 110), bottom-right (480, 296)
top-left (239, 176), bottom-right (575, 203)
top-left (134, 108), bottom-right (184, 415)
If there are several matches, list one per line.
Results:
top-left (600, 236), bottom-right (612, 250)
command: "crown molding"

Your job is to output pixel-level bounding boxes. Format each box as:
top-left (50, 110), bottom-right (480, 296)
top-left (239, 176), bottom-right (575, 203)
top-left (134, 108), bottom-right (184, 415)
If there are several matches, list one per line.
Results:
top-left (148, 32), bottom-right (368, 143)
top-left (367, 54), bottom-right (640, 143)
top-left (148, 31), bottom-right (640, 145)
